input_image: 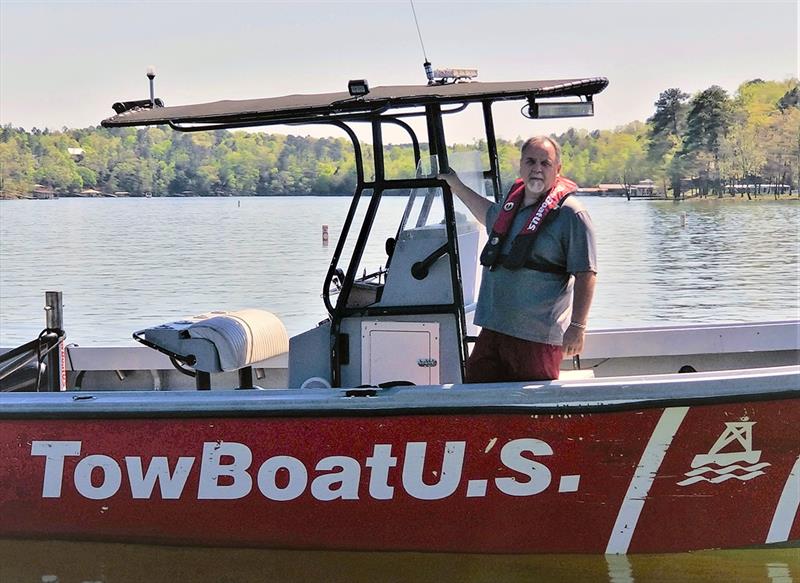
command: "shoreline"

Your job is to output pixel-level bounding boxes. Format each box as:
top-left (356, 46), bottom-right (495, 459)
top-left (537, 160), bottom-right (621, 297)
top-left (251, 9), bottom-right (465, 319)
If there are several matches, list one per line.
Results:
top-left (2, 192), bottom-right (798, 202)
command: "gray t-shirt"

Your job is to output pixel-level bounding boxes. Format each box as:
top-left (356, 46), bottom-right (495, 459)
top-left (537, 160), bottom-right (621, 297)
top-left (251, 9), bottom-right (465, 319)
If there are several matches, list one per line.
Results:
top-left (474, 196), bottom-right (597, 345)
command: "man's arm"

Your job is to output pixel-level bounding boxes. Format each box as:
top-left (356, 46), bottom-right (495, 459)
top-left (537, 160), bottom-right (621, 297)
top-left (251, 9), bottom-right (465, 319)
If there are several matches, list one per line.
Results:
top-left (438, 171), bottom-right (492, 226)
top-left (562, 271), bottom-right (596, 357)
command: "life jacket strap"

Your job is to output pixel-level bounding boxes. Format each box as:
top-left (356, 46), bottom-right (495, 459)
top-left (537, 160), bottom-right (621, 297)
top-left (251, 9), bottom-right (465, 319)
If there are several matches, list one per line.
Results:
top-left (480, 177), bottom-right (576, 269)
top-left (494, 254), bottom-right (567, 274)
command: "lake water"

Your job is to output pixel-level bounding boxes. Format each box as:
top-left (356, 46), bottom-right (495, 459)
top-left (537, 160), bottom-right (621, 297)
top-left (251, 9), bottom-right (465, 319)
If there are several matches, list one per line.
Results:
top-left (1, 196), bottom-right (799, 580)
top-left (1, 195), bottom-right (798, 347)
top-left (0, 539), bottom-right (798, 583)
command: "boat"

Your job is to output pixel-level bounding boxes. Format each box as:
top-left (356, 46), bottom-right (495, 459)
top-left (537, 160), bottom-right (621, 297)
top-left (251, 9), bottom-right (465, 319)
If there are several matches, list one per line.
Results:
top-left (0, 71), bottom-right (798, 554)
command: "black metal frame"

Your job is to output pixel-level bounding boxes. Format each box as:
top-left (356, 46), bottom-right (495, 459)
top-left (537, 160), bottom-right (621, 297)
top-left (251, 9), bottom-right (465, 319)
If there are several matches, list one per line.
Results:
top-left (163, 102), bottom-right (502, 387)
top-left (146, 86), bottom-right (604, 388)
top-left (314, 104), bottom-right (481, 386)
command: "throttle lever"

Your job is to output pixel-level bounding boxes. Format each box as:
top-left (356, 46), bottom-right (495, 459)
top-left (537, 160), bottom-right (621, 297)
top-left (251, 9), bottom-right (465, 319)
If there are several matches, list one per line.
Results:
top-left (411, 243), bottom-right (449, 280)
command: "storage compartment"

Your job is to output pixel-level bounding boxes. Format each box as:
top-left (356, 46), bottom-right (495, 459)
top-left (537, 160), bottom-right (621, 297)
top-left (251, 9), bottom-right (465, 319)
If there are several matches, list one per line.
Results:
top-left (361, 321), bottom-right (440, 386)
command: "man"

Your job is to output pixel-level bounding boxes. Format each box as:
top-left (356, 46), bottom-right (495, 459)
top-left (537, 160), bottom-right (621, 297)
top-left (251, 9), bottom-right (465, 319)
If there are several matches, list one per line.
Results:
top-left (439, 136), bottom-right (597, 382)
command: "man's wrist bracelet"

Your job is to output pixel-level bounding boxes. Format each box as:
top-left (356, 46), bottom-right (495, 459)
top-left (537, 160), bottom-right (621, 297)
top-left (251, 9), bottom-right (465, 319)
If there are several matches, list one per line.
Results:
top-left (569, 321), bottom-right (587, 330)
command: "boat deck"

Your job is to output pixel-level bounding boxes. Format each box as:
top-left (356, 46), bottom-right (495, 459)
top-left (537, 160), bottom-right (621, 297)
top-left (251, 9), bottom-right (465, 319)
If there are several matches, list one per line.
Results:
top-left (53, 321), bottom-right (799, 391)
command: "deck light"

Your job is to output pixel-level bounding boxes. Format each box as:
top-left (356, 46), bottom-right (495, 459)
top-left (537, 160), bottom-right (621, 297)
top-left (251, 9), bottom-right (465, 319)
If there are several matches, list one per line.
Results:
top-left (146, 66), bottom-right (156, 107)
top-left (348, 79), bottom-right (370, 97)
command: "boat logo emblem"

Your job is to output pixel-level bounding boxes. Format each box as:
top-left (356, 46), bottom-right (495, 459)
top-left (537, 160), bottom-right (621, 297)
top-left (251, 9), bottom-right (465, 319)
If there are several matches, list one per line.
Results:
top-left (503, 201), bottom-right (515, 211)
top-left (677, 421), bottom-right (770, 486)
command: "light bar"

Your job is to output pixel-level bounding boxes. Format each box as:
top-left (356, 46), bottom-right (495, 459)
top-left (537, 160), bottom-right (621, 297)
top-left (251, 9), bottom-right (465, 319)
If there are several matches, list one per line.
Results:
top-left (433, 68), bottom-right (478, 80)
top-left (531, 101), bottom-right (594, 119)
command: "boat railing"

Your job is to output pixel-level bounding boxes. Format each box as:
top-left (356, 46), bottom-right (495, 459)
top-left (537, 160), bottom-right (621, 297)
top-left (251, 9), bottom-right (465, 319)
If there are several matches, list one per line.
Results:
top-left (0, 328), bottom-right (65, 392)
top-left (0, 291), bottom-right (66, 392)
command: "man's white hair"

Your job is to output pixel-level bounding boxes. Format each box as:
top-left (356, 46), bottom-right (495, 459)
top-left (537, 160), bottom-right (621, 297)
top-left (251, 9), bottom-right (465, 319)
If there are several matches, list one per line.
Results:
top-left (520, 136), bottom-right (561, 164)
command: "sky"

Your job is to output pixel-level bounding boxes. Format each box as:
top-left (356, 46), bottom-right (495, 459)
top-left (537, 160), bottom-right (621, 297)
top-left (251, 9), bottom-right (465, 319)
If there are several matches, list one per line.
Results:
top-left (1, 0), bottom-right (798, 144)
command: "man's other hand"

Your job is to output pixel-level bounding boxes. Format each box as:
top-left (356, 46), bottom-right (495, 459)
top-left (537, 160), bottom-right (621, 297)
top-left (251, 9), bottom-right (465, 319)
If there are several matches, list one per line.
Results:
top-left (562, 325), bottom-right (585, 357)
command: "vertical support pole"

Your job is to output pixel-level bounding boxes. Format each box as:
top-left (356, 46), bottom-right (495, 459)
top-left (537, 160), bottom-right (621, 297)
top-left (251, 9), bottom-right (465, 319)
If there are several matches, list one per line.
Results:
top-left (417, 104), bottom-right (447, 227)
top-left (372, 118), bottom-right (385, 182)
top-left (426, 104), bottom-right (468, 382)
top-left (482, 100), bottom-right (503, 201)
top-left (425, 104), bottom-right (447, 172)
top-left (330, 119), bottom-right (387, 388)
top-left (44, 291), bottom-right (65, 392)
top-left (323, 121), bottom-right (367, 388)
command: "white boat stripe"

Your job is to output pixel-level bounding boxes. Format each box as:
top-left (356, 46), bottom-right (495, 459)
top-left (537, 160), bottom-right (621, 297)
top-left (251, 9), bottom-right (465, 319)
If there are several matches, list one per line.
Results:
top-left (605, 406), bottom-right (689, 555)
top-left (766, 454), bottom-right (800, 543)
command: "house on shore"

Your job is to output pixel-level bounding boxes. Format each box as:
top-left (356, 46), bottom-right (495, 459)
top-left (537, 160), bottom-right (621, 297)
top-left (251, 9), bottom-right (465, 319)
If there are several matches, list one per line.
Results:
top-left (578, 180), bottom-right (662, 198)
top-left (32, 185), bottom-right (56, 199)
top-left (727, 183), bottom-right (791, 196)
top-left (595, 184), bottom-right (627, 196)
top-left (629, 179), bottom-right (658, 197)
top-left (67, 147), bottom-right (84, 162)
top-left (78, 189), bottom-right (106, 197)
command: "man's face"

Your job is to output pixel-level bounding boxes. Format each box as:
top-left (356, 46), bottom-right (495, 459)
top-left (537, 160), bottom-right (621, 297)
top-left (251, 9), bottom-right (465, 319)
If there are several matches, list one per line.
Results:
top-left (519, 141), bottom-right (561, 197)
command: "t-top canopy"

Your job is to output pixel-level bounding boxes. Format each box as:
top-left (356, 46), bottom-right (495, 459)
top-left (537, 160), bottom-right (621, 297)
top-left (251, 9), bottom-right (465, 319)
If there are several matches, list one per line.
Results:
top-left (101, 77), bottom-right (608, 128)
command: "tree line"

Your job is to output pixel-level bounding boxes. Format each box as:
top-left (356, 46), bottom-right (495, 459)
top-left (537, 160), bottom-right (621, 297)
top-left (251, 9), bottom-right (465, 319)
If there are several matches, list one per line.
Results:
top-left (1, 78), bottom-right (797, 199)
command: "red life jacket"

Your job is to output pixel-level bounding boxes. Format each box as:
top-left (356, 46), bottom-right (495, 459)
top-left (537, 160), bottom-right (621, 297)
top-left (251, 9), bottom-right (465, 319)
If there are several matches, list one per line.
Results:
top-left (480, 176), bottom-right (577, 270)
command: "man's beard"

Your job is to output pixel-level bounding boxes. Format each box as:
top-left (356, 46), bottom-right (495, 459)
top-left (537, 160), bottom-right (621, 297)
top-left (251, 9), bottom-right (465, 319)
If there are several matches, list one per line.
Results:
top-left (526, 177), bottom-right (547, 194)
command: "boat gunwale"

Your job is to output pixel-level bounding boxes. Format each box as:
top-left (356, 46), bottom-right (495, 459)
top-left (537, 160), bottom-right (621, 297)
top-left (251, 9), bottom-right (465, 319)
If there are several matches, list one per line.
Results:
top-left (2, 366), bottom-right (797, 420)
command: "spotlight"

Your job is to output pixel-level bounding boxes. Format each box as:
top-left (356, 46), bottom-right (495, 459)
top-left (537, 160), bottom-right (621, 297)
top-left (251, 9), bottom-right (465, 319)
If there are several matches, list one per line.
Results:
top-left (348, 79), bottom-right (370, 97)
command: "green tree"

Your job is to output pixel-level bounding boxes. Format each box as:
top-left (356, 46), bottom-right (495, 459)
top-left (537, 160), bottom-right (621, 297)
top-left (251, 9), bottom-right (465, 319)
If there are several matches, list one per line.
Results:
top-left (778, 86), bottom-right (800, 111)
top-left (649, 89), bottom-right (689, 141)
top-left (0, 129), bottom-right (36, 197)
top-left (646, 88), bottom-right (689, 197)
top-left (34, 133), bottom-right (83, 193)
top-left (2, 78), bottom-right (796, 201)
top-left (682, 86), bottom-right (733, 196)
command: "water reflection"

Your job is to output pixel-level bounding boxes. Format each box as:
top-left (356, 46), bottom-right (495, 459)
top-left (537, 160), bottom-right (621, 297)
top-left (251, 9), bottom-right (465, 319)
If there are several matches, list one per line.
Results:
top-left (583, 197), bottom-right (800, 327)
top-left (1, 539), bottom-right (797, 583)
top-left (0, 197), bottom-right (798, 345)
top-left (768, 561), bottom-right (795, 583)
top-left (606, 554), bottom-right (634, 582)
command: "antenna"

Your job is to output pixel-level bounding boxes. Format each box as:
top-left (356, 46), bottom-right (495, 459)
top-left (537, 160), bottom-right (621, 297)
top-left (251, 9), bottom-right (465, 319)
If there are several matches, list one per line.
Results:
top-left (409, 0), bottom-right (434, 84)
top-left (408, 1), bottom-right (477, 85)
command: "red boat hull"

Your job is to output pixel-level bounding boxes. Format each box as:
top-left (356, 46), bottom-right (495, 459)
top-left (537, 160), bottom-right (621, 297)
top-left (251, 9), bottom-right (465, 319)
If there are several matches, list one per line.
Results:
top-left (1, 399), bottom-right (798, 553)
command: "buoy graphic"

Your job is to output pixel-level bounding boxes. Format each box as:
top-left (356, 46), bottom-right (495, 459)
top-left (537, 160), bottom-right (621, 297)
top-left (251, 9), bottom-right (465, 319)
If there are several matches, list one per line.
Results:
top-left (677, 422), bottom-right (770, 486)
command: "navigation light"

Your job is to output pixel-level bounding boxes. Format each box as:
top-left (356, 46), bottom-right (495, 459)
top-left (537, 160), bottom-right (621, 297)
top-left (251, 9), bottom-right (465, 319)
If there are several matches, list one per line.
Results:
top-left (146, 66), bottom-right (156, 107)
